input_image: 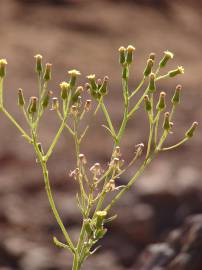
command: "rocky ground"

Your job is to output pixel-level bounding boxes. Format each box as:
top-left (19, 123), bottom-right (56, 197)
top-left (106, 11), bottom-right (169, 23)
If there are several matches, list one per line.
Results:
top-left (0, 0), bottom-right (201, 269)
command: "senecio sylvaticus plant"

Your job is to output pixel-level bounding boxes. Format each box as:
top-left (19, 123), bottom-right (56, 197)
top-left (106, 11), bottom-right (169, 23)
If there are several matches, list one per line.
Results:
top-left (0, 46), bottom-right (198, 270)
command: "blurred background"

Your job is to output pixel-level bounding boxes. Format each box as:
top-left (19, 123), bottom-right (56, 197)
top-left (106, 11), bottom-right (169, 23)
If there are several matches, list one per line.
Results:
top-left (0, 0), bottom-right (201, 269)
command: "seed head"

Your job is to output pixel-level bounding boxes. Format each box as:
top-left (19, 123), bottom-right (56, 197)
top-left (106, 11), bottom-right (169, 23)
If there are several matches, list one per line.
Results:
top-left (51, 97), bottom-right (59, 110)
top-left (90, 163), bottom-right (102, 176)
top-left (84, 99), bottom-right (92, 111)
top-left (79, 154), bottom-right (87, 164)
top-left (71, 105), bottom-right (78, 116)
top-left (105, 179), bottom-right (116, 192)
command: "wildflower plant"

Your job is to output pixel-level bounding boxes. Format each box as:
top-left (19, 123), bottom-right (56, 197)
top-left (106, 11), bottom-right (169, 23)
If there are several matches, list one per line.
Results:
top-left (0, 47), bottom-right (198, 270)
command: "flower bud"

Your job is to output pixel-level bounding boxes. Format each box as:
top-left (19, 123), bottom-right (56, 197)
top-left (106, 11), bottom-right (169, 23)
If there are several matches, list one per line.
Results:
top-left (84, 219), bottom-right (93, 237)
top-left (156, 92), bottom-right (166, 111)
top-left (172, 84), bottom-right (182, 105)
top-left (118, 46), bottom-right (126, 65)
top-left (144, 95), bottom-right (152, 112)
top-left (0, 59), bottom-right (7, 78)
top-left (18, 88), bottom-right (25, 107)
top-left (96, 211), bottom-right (107, 228)
top-left (28, 96), bottom-right (38, 114)
top-left (148, 73), bottom-right (156, 93)
top-left (87, 74), bottom-right (97, 91)
top-left (43, 63), bottom-right (52, 81)
top-left (163, 112), bottom-right (171, 131)
top-left (94, 228), bottom-right (107, 240)
top-left (87, 75), bottom-right (101, 99)
top-left (168, 66), bottom-right (184, 77)
top-left (144, 59), bottom-right (154, 77)
top-left (42, 90), bottom-right (53, 109)
top-left (185, 121), bottom-right (198, 138)
top-left (71, 86), bottom-right (83, 104)
top-left (68, 69), bottom-right (81, 88)
top-left (51, 97), bottom-right (59, 110)
top-left (99, 76), bottom-right (108, 96)
top-left (34, 54), bottom-right (43, 74)
top-left (149, 52), bottom-right (155, 61)
top-left (97, 78), bottom-right (102, 89)
top-left (126, 45), bottom-right (135, 65)
top-left (60, 81), bottom-right (70, 100)
top-left (84, 99), bottom-right (92, 111)
top-left (159, 51), bottom-right (174, 68)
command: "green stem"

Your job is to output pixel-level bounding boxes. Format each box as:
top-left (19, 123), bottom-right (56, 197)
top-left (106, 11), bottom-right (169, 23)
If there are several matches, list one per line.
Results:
top-left (105, 155), bottom-right (154, 212)
top-left (129, 77), bottom-right (145, 99)
top-left (116, 76), bottom-right (129, 144)
top-left (45, 119), bottom-right (66, 160)
top-left (146, 118), bottom-right (154, 159)
top-left (154, 112), bottom-right (160, 147)
top-left (156, 74), bottom-right (169, 81)
top-left (1, 107), bottom-right (32, 143)
top-left (128, 87), bottom-right (149, 119)
top-left (162, 137), bottom-right (188, 151)
top-left (101, 100), bottom-right (116, 139)
top-left (32, 134), bottom-right (75, 252)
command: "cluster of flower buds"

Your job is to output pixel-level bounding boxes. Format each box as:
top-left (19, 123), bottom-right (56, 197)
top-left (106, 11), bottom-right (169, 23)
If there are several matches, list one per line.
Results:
top-left (118, 45), bottom-right (136, 66)
top-left (86, 74), bottom-right (109, 100)
top-left (84, 211), bottom-right (108, 248)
